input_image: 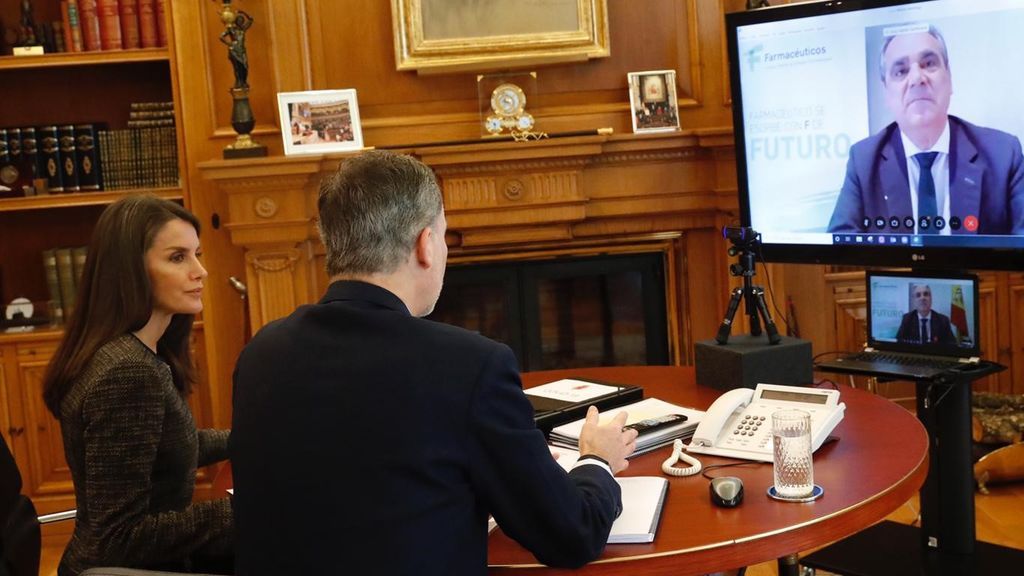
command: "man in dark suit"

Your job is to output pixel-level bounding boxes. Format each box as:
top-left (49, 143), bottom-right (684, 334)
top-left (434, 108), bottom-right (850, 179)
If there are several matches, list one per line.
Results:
top-left (230, 150), bottom-right (638, 575)
top-left (895, 283), bottom-right (956, 345)
top-left (828, 27), bottom-right (1024, 235)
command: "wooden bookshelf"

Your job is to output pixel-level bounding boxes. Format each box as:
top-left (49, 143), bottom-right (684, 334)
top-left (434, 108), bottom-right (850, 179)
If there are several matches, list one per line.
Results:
top-left (0, 188), bottom-right (183, 213)
top-left (0, 48), bottom-right (169, 71)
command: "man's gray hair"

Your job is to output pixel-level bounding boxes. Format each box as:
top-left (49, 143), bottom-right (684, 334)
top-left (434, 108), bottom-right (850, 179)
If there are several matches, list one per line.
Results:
top-left (317, 150), bottom-right (443, 277)
top-left (879, 25), bottom-right (950, 83)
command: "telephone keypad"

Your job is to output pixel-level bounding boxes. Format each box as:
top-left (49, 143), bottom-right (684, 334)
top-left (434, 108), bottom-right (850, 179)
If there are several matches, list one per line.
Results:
top-left (722, 406), bottom-right (774, 449)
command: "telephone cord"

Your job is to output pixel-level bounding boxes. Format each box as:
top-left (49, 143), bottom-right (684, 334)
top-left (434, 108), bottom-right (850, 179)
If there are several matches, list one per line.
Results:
top-left (661, 439), bottom-right (703, 477)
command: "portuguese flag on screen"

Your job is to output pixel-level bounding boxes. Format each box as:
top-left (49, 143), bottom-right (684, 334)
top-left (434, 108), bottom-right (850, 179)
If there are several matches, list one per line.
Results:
top-left (950, 285), bottom-right (969, 343)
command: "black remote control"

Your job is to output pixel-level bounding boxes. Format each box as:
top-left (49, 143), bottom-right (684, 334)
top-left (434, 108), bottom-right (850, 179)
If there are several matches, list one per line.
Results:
top-left (624, 413), bottom-right (688, 434)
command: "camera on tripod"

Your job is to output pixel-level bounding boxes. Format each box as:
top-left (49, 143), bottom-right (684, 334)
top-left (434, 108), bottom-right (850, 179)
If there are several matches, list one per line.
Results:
top-left (722, 226), bottom-right (760, 276)
top-left (722, 225), bottom-right (759, 245)
top-left (716, 225), bottom-right (780, 345)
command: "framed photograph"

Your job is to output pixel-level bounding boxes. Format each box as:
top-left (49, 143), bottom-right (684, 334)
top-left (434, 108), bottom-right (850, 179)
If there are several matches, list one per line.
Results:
top-left (391, 0), bottom-right (610, 73)
top-left (277, 90), bottom-right (363, 156)
top-left (628, 70), bottom-right (681, 134)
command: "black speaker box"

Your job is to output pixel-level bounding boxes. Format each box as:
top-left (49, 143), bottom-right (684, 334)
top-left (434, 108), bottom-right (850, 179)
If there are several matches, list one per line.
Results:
top-left (695, 335), bottom-right (813, 391)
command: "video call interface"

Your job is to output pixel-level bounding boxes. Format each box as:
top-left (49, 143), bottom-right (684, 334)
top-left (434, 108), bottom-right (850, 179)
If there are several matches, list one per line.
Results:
top-left (868, 274), bottom-right (977, 349)
top-left (733, 0), bottom-right (1024, 250)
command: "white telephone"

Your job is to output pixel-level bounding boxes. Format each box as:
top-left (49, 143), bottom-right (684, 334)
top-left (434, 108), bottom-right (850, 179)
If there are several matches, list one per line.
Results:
top-left (686, 383), bottom-right (845, 463)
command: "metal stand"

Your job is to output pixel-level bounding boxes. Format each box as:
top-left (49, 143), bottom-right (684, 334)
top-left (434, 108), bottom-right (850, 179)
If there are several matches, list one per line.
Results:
top-left (802, 362), bottom-right (1024, 575)
top-left (715, 234), bottom-right (780, 345)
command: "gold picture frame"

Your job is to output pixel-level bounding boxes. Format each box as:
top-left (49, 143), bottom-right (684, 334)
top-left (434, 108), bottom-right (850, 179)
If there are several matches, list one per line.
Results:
top-left (391, 0), bottom-right (610, 74)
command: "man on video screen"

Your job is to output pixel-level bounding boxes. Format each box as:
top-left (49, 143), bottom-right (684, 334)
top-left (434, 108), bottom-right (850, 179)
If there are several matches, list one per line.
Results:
top-left (828, 26), bottom-right (1024, 235)
top-left (895, 284), bottom-right (956, 345)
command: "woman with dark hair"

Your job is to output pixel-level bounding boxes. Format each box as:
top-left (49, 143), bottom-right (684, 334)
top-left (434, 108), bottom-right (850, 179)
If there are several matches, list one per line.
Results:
top-left (43, 195), bottom-right (232, 575)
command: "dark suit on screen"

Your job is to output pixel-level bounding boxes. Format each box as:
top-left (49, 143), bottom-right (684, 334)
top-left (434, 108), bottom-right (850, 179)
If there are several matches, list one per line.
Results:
top-left (828, 116), bottom-right (1024, 234)
top-left (230, 280), bottom-right (622, 576)
top-left (895, 310), bottom-right (957, 346)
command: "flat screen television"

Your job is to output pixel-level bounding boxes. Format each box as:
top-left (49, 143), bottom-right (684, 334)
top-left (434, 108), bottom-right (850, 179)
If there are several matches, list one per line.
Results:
top-left (726, 0), bottom-right (1024, 270)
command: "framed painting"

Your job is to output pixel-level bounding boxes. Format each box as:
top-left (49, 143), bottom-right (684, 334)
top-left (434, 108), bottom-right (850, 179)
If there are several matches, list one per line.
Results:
top-left (391, 0), bottom-right (610, 73)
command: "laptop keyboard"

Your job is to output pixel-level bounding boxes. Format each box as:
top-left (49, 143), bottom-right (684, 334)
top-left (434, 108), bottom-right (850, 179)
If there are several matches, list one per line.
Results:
top-left (848, 352), bottom-right (962, 370)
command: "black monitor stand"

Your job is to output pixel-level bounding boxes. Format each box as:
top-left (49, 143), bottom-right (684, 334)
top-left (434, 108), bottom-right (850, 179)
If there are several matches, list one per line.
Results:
top-left (803, 363), bottom-right (1024, 575)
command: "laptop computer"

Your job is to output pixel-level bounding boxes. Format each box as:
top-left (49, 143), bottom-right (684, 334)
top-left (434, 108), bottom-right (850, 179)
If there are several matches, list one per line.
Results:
top-left (815, 270), bottom-right (981, 380)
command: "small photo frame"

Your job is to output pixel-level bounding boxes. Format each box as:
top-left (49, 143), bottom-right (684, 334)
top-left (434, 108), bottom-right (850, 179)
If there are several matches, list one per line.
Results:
top-left (627, 70), bottom-right (680, 134)
top-left (277, 89), bottom-right (363, 156)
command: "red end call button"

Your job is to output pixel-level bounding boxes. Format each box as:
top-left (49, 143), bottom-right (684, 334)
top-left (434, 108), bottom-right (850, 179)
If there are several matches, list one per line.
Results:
top-left (964, 215), bottom-right (979, 232)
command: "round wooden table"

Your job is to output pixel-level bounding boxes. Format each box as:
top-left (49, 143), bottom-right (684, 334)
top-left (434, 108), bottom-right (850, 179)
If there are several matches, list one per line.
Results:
top-left (486, 366), bottom-right (929, 575)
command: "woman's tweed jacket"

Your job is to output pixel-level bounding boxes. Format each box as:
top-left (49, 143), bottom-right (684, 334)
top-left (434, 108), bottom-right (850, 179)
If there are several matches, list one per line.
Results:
top-left (57, 334), bottom-right (232, 575)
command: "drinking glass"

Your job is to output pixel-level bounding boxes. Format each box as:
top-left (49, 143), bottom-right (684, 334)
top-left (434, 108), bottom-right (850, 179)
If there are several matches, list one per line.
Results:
top-left (772, 409), bottom-right (814, 498)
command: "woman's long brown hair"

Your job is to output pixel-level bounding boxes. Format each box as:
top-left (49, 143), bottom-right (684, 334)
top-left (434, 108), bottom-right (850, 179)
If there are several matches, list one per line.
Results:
top-left (43, 195), bottom-right (201, 416)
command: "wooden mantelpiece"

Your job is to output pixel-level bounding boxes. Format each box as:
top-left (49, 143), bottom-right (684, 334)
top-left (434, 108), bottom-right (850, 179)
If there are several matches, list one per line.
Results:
top-left (199, 130), bottom-right (739, 357)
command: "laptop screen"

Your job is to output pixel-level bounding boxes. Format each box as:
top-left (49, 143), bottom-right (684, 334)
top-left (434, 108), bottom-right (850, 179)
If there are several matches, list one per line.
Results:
top-left (866, 270), bottom-right (980, 358)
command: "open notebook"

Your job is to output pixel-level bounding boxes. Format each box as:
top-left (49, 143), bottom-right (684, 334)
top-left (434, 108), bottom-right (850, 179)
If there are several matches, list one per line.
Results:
top-left (489, 447), bottom-right (668, 544)
top-left (816, 270), bottom-right (981, 380)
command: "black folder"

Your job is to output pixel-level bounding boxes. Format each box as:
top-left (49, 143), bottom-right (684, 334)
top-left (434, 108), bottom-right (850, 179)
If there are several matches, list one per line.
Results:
top-left (526, 378), bottom-right (644, 436)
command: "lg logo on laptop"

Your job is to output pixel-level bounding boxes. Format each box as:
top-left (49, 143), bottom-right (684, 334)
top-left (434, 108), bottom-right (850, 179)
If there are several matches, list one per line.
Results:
top-left (912, 254), bottom-right (926, 262)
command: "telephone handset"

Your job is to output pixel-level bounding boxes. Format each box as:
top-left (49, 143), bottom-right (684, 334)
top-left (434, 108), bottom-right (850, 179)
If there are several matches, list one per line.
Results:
top-left (686, 383), bottom-right (845, 463)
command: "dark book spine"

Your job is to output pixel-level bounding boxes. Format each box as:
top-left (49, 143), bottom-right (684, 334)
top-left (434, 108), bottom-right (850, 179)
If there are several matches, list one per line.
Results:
top-left (55, 247), bottom-right (77, 320)
top-left (7, 128), bottom-right (22, 166)
top-left (0, 129), bottom-right (16, 199)
top-left (71, 246), bottom-right (89, 287)
top-left (74, 124), bottom-right (101, 190)
top-left (40, 126), bottom-right (65, 193)
top-left (21, 127), bottom-right (41, 181)
top-left (42, 249), bottom-right (65, 325)
top-left (59, 125), bottom-right (80, 192)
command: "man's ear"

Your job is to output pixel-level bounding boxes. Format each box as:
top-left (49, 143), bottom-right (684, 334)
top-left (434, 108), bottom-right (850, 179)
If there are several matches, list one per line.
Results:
top-left (414, 226), bottom-right (434, 268)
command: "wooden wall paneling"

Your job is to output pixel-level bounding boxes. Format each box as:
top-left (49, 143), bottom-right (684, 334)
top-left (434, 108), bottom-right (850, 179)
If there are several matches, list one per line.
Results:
top-left (828, 271), bottom-right (867, 398)
top-left (975, 277), bottom-right (1002, 393)
top-left (304, 1), bottom-right (707, 146)
top-left (16, 354), bottom-right (72, 503)
top-left (780, 264), bottom-right (829, 345)
top-left (0, 347), bottom-right (10, 475)
top-left (199, 154), bottom-right (336, 332)
top-left (199, 0), bottom-right (283, 148)
top-left (173, 0), bottom-right (265, 429)
top-left (1010, 274), bottom-right (1024, 395)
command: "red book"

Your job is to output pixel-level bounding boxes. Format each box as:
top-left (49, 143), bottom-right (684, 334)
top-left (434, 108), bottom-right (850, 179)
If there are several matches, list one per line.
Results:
top-left (79, 0), bottom-right (102, 51)
top-left (155, 0), bottom-right (167, 47)
top-left (137, 0), bottom-right (157, 48)
top-left (96, 0), bottom-right (122, 50)
top-left (119, 0), bottom-right (140, 49)
top-left (60, 2), bottom-right (75, 53)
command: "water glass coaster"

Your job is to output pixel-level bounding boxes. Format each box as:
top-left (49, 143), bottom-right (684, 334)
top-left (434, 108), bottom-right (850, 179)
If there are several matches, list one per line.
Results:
top-left (767, 484), bottom-right (824, 503)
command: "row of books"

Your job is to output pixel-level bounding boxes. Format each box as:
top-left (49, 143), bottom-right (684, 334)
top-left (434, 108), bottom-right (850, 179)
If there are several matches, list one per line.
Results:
top-left (0, 102), bottom-right (179, 198)
top-left (98, 126), bottom-right (179, 191)
top-left (42, 247), bottom-right (88, 325)
top-left (56, 0), bottom-right (169, 54)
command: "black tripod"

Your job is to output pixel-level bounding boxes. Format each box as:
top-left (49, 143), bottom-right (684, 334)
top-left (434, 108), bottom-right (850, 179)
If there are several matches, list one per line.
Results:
top-left (715, 230), bottom-right (781, 345)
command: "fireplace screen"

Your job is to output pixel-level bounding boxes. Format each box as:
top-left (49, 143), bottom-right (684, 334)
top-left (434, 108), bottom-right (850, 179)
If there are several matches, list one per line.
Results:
top-left (428, 252), bottom-right (669, 371)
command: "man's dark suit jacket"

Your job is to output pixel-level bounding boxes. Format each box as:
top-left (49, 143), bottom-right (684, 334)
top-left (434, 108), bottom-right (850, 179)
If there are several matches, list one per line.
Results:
top-left (828, 116), bottom-right (1024, 234)
top-left (895, 310), bottom-right (957, 346)
top-left (230, 281), bottom-right (622, 575)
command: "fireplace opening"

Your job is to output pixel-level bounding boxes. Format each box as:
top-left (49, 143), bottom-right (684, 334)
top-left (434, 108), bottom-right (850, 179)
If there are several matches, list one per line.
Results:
top-left (428, 252), bottom-right (670, 371)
